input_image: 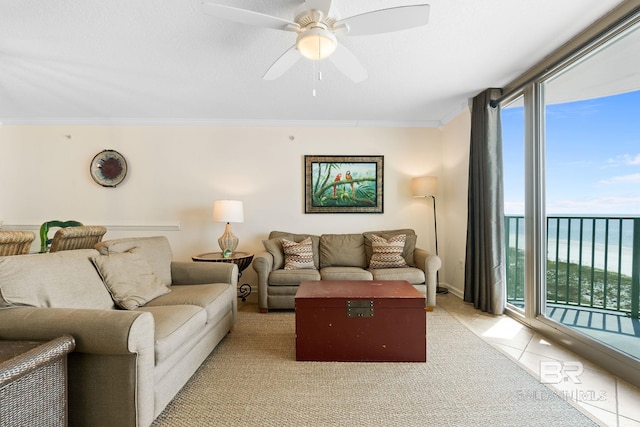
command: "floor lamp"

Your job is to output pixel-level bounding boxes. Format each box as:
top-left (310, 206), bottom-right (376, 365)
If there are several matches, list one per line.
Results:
top-left (411, 176), bottom-right (447, 294)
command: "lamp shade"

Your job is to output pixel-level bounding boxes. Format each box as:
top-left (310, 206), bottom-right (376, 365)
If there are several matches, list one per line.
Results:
top-left (296, 28), bottom-right (337, 60)
top-left (213, 200), bottom-right (244, 223)
top-left (411, 176), bottom-right (438, 197)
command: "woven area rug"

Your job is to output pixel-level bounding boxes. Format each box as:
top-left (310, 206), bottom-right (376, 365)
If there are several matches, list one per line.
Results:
top-left (152, 305), bottom-right (598, 426)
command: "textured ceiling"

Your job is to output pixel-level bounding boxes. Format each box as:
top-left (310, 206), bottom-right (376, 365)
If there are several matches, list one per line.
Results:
top-left (0, 0), bottom-right (626, 127)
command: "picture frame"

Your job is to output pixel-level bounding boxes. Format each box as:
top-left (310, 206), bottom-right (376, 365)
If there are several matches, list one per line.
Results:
top-left (305, 155), bottom-right (383, 213)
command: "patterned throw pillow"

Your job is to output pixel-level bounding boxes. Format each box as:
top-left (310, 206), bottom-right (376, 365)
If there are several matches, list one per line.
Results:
top-left (369, 234), bottom-right (408, 269)
top-left (282, 237), bottom-right (316, 270)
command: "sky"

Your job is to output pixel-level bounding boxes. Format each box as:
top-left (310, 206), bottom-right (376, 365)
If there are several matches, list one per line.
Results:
top-left (502, 89), bottom-right (640, 215)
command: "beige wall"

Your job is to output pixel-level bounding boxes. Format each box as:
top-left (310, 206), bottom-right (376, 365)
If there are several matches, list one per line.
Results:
top-left (440, 107), bottom-right (471, 297)
top-left (1, 122), bottom-right (474, 296)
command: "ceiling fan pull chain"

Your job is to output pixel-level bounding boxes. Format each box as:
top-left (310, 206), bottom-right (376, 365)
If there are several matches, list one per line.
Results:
top-left (312, 60), bottom-right (317, 97)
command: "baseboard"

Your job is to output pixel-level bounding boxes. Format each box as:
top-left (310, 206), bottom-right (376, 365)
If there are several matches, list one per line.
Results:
top-left (437, 282), bottom-right (463, 299)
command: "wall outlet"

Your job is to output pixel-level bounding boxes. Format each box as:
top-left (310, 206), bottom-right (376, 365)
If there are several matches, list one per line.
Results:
top-left (458, 259), bottom-right (464, 270)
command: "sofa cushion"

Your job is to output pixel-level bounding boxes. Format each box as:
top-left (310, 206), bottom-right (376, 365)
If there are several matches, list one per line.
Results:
top-left (92, 250), bottom-right (171, 310)
top-left (268, 269), bottom-right (321, 286)
top-left (282, 237), bottom-right (315, 270)
top-left (371, 267), bottom-right (425, 285)
top-left (144, 284), bottom-right (233, 325)
top-left (95, 236), bottom-right (173, 285)
top-left (364, 229), bottom-right (417, 267)
top-left (0, 249), bottom-right (115, 309)
top-left (368, 234), bottom-right (408, 269)
top-left (319, 234), bottom-right (366, 268)
top-left (135, 305), bottom-right (207, 365)
top-left (320, 267), bottom-right (373, 281)
top-left (264, 232), bottom-right (320, 270)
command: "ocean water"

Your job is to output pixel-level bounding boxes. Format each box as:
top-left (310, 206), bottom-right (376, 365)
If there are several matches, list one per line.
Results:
top-left (506, 216), bottom-right (638, 277)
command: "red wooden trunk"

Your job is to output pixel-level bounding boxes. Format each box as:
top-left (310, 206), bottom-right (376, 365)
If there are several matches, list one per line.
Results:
top-left (295, 280), bottom-right (426, 362)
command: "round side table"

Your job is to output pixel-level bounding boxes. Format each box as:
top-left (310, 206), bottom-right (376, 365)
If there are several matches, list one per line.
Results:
top-left (192, 251), bottom-right (254, 301)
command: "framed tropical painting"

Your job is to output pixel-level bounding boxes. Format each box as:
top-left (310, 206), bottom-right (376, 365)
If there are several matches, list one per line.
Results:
top-left (304, 155), bottom-right (383, 213)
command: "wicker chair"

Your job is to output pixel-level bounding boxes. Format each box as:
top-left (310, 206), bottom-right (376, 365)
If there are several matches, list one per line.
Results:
top-left (0, 230), bottom-right (36, 256)
top-left (49, 226), bottom-right (107, 252)
top-left (39, 220), bottom-right (83, 253)
top-left (0, 335), bottom-right (76, 426)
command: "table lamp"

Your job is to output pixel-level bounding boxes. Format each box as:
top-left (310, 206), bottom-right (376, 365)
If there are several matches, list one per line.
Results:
top-left (213, 200), bottom-right (244, 257)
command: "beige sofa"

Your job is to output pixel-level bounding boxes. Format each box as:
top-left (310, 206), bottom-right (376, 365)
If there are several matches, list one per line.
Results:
top-left (0, 236), bottom-right (238, 427)
top-left (252, 229), bottom-right (441, 312)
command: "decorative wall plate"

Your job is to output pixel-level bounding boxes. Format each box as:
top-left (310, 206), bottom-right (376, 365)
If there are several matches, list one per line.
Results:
top-left (90, 150), bottom-right (127, 187)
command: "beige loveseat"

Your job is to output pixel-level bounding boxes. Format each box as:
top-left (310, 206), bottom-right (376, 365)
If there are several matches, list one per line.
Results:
top-left (252, 229), bottom-right (441, 312)
top-left (0, 236), bottom-right (238, 427)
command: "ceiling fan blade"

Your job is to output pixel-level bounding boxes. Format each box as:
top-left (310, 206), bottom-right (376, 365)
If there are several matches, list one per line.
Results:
top-left (202, 2), bottom-right (300, 32)
top-left (336, 4), bottom-right (430, 36)
top-left (302, 0), bottom-right (333, 17)
top-left (328, 43), bottom-right (368, 83)
top-left (263, 45), bottom-right (302, 80)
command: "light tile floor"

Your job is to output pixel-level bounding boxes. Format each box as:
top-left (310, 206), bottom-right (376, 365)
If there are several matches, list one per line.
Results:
top-left (438, 293), bottom-right (640, 427)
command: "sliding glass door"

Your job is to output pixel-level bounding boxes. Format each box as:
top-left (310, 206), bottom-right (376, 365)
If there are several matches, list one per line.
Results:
top-left (541, 23), bottom-right (640, 359)
top-left (500, 10), bottom-right (640, 375)
top-left (502, 97), bottom-right (526, 313)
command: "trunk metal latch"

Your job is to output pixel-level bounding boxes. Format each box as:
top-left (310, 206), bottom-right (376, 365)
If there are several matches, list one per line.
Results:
top-left (346, 300), bottom-right (374, 318)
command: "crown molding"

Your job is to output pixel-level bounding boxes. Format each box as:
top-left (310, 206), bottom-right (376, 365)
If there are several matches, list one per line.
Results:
top-left (438, 100), bottom-right (471, 126)
top-left (0, 117), bottom-right (442, 128)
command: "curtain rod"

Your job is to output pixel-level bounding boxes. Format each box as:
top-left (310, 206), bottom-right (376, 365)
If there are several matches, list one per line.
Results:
top-left (490, 6), bottom-right (640, 108)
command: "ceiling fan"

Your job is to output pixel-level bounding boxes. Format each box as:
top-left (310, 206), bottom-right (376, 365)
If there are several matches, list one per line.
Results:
top-left (202, 0), bottom-right (430, 83)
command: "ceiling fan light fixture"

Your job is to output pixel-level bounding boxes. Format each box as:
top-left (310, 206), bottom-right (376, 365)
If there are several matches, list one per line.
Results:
top-left (296, 27), bottom-right (337, 60)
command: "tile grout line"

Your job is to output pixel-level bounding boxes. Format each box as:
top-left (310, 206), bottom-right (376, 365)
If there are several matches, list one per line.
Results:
top-left (518, 333), bottom-right (536, 364)
top-left (615, 377), bottom-right (620, 427)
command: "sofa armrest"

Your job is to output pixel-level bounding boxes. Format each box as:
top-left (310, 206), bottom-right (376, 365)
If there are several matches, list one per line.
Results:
top-left (171, 261), bottom-right (238, 287)
top-left (414, 248), bottom-right (442, 310)
top-left (252, 251), bottom-right (273, 311)
top-left (0, 307), bottom-right (154, 354)
top-left (252, 251), bottom-right (274, 273)
top-left (0, 307), bottom-right (156, 427)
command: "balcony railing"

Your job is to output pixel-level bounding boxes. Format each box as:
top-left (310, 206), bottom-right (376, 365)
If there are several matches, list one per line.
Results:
top-left (505, 215), bottom-right (640, 319)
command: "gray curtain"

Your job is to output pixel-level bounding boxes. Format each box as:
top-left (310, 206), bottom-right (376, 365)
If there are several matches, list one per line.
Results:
top-left (464, 88), bottom-right (506, 315)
